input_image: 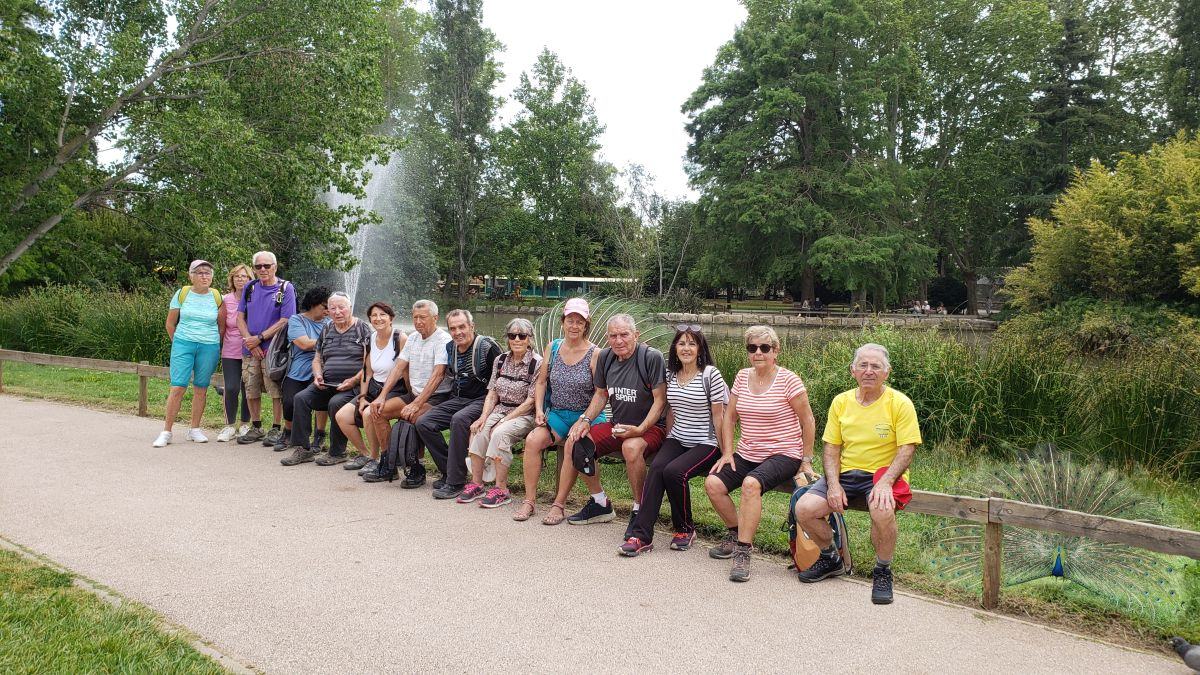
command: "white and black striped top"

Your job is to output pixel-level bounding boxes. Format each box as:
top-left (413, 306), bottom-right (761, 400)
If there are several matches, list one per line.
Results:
top-left (666, 365), bottom-right (729, 447)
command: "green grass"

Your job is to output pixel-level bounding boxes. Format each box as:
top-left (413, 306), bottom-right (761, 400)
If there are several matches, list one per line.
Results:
top-left (0, 549), bottom-right (225, 674)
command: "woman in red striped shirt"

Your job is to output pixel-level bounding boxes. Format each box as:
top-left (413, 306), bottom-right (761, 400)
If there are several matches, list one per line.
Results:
top-left (704, 324), bottom-right (816, 582)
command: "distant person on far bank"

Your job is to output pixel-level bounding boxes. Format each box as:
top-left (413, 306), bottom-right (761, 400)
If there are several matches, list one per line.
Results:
top-left (280, 292), bottom-right (371, 466)
top-left (704, 325), bottom-right (816, 582)
top-left (794, 343), bottom-right (921, 604)
top-left (236, 251), bottom-right (296, 446)
top-left (153, 260), bottom-right (224, 447)
top-left (217, 264), bottom-right (252, 442)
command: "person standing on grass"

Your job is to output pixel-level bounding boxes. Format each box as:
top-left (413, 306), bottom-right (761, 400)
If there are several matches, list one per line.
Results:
top-left (794, 343), bottom-right (921, 604)
top-left (274, 287), bottom-right (331, 452)
top-left (217, 264), bottom-right (253, 442)
top-left (704, 324), bottom-right (816, 583)
top-left (459, 317), bottom-right (541, 508)
top-left (557, 314), bottom-right (667, 539)
top-left (512, 297), bottom-right (606, 523)
top-left (619, 325), bottom-right (727, 557)
top-left (280, 292), bottom-right (371, 467)
top-left (418, 309), bottom-right (502, 500)
top-left (154, 260), bottom-right (224, 447)
top-left (336, 302), bottom-right (407, 475)
top-left (235, 250), bottom-right (296, 447)
top-left (361, 299), bottom-right (452, 484)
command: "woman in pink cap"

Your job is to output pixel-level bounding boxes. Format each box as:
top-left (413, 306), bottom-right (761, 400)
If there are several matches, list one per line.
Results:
top-left (513, 297), bottom-right (607, 523)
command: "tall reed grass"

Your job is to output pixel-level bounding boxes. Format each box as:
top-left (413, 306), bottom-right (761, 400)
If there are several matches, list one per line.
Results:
top-left (712, 325), bottom-right (1200, 478)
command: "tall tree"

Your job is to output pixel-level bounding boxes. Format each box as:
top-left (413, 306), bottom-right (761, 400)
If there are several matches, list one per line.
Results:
top-left (496, 48), bottom-right (612, 294)
top-left (416, 0), bottom-right (502, 301)
top-left (1167, 0), bottom-right (1200, 132)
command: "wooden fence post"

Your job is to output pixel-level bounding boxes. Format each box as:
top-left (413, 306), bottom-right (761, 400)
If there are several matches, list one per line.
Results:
top-left (982, 497), bottom-right (1002, 609)
top-left (137, 362), bottom-right (149, 417)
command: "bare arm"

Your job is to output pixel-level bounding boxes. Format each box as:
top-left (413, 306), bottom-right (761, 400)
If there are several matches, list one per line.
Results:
top-left (312, 352), bottom-right (325, 388)
top-left (630, 383), bottom-right (666, 436)
top-left (869, 443), bottom-right (917, 511)
top-left (823, 441), bottom-right (847, 512)
top-left (533, 344), bottom-right (552, 422)
top-left (789, 390), bottom-right (817, 467)
top-left (166, 309), bottom-right (180, 341)
top-left (710, 393), bottom-right (739, 473)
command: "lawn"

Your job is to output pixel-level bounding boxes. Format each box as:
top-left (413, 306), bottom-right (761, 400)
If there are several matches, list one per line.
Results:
top-left (2, 360), bottom-right (1197, 650)
top-left (0, 548), bottom-right (224, 674)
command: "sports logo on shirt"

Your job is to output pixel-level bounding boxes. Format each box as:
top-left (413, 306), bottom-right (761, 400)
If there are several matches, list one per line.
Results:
top-left (609, 386), bottom-right (640, 403)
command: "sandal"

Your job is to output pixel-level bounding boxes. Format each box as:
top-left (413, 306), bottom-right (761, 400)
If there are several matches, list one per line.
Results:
top-left (541, 502), bottom-right (567, 526)
top-left (513, 499), bottom-right (536, 522)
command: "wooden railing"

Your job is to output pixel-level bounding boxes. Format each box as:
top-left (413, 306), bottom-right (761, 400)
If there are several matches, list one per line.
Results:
top-left (2, 347), bottom-right (1198, 610)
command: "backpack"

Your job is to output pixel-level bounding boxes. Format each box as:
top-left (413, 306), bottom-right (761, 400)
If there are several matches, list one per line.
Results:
top-left (786, 474), bottom-right (853, 575)
top-left (242, 278), bottom-right (291, 309)
top-left (446, 334), bottom-right (500, 387)
top-left (542, 338), bottom-right (564, 412)
top-left (177, 286), bottom-right (222, 309)
top-left (599, 343), bottom-right (656, 392)
top-left (265, 324), bottom-right (291, 383)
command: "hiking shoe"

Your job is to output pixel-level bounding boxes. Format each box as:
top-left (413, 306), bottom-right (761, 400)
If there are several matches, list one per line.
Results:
top-left (709, 530), bottom-right (738, 559)
top-left (187, 428), bottom-right (208, 443)
top-left (400, 468), bottom-right (426, 489)
top-left (730, 545), bottom-right (752, 582)
top-left (456, 483), bottom-right (486, 503)
top-left (280, 446), bottom-right (316, 466)
top-left (217, 426), bottom-right (237, 442)
top-left (152, 431), bottom-right (172, 448)
top-left (432, 475), bottom-right (447, 491)
top-left (479, 487), bottom-right (512, 508)
top-left (433, 484), bottom-right (464, 500)
top-left (272, 429), bottom-right (291, 452)
top-left (237, 426), bottom-right (264, 444)
top-left (623, 509), bottom-right (639, 540)
top-left (670, 531), bottom-right (696, 551)
top-left (314, 452), bottom-right (347, 466)
top-left (567, 498), bottom-right (615, 525)
top-left (237, 423), bottom-right (251, 437)
top-left (344, 455), bottom-right (370, 471)
top-left (310, 434), bottom-right (327, 452)
top-left (871, 565), bottom-right (895, 605)
top-left (263, 426), bottom-right (283, 447)
top-left (357, 459), bottom-right (379, 476)
top-left (798, 554), bottom-right (846, 583)
top-left (362, 467), bottom-right (398, 483)
top-left (618, 537), bottom-right (653, 557)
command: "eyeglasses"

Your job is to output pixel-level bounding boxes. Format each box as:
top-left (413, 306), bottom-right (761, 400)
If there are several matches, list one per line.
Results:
top-left (506, 332), bottom-right (529, 340)
top-left (253, 263), bottom-right (274, 270)
top-left (191, 269), bottom-right (213, 276)
top-left (675, 324), bottom-right (702, 333)
top-left (745, 343), bottom-right (774, 354)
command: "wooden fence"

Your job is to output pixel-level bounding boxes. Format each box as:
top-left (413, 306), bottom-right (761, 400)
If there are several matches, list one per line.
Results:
top-left (1, 347), bottom-right (1198, 610)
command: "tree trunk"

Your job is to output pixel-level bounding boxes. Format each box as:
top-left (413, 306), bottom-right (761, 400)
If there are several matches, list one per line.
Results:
top-left (964, 269), bottom-right (978, 316)
top-left (802, 265), bottom-right (815, 302)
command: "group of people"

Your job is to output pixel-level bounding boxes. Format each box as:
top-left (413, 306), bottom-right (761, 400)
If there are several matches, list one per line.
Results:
top-left (159, 253), bottom-right (922, 602)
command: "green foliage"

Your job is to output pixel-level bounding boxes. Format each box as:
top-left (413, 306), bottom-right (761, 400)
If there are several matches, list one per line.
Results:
top-left (999, 298), bottom-right (1200, 355)
top-left (1167, 0), bottom-right (1200, 133)
top-left (1006, 133), bottom-right (1200, 308)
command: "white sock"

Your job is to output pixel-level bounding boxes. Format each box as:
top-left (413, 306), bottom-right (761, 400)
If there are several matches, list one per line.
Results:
top-left (591, 491), bottom-right (608, 507)
top-left (632, 501), bottom-right (640, 511)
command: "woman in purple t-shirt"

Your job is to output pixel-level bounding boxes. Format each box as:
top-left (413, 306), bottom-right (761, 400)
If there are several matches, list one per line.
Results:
top-left (217, 264), bottom-right (252, 442)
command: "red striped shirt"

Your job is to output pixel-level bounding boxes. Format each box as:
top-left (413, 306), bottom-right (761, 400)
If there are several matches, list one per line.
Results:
top-left (731, 367), bottom-right (807, 462)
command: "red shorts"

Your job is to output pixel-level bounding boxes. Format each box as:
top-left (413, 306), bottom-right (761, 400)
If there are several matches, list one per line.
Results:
top-left (590, 422), bottom-right (666, 458)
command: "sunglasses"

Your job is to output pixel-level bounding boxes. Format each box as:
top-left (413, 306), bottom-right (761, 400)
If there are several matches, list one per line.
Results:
top-left (675, 324), bottom-right (702, 333)
top-left (506, 332), bottom-right (529, 340)
top-left (253, 263), bottom-right (274, 270)
top-left (745, 343), bottom-right (774, 354)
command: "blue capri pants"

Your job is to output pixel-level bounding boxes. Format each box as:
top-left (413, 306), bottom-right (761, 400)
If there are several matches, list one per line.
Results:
top-left (546, 407), bottom-right (607, 440)
top-left (169, 338), bottom-right (221, 388)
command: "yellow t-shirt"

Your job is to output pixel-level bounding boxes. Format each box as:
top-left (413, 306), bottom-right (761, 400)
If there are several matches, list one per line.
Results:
top-left (822, 387), bottom-right (922, 477)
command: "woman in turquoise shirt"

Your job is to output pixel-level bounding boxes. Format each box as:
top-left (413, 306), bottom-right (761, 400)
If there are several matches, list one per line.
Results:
top-left (154, 260), bottom-right (224, 447)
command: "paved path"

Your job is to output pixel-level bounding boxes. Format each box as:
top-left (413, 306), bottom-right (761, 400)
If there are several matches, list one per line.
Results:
top-left (0, 397), bottom-right (1184, 674)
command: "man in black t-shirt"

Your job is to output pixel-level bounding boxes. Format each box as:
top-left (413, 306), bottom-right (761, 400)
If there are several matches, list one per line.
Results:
top-left (417, 309), bottom-right (501, 500)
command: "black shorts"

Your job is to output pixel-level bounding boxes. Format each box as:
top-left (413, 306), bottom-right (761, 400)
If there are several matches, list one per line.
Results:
top-left (806, 470), bottom-right (874, 509)
top-left (711, 453), bottom-right (803, 493)
top-left (349, 380), bottom-right (409, 426)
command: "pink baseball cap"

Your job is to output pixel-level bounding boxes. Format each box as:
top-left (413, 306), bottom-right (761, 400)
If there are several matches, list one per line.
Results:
top-left (188, 259), bottom-right (213, 273)
top-left (563, 297), bottom-right (590, 320)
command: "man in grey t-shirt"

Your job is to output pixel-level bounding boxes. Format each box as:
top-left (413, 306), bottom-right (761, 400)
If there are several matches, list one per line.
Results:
top-left (558, 314), bottom-right (666, 539)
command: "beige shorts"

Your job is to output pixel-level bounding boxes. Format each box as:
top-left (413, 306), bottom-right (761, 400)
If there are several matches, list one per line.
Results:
top-left (241, 354), bottom-right (282, 399)
top-left (467, 411), bottom-right (537, 466)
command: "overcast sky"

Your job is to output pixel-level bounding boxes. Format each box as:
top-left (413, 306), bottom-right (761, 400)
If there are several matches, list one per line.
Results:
top-left (482, 1), bottom-right (747, 200)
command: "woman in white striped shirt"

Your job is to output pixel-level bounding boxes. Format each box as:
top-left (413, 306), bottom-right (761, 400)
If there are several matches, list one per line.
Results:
top-left (619, 325), bottom-right (728, 556)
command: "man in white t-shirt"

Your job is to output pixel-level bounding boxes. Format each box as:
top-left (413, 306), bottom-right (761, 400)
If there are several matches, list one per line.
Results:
top-left (362, 299), bottom-right (452, 484)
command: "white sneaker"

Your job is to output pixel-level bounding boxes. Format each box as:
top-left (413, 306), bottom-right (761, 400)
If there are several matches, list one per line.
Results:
top-left (237, 423), bottom-right (251, 437)
top-left (187, 428), bottom-right (209, 443)
top-left (217, 425), bottom-right (237, 442)
top-left (153, 431), bottom-right (172, 447)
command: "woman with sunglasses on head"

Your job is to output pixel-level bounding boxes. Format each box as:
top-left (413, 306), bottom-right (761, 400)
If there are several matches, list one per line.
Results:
top-left (458, 318), bottom-right (543, 508)
top-left (619, 324), bottom-right (728, 557)
top-left (704, 324), bottom-right (816, 582)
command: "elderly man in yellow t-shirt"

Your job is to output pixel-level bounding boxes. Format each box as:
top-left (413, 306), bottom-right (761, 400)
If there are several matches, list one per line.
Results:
top-left (794, 343), bottom-right (922, 604)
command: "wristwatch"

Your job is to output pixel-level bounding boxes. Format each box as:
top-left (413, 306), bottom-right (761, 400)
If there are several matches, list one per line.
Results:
top-left (580, 415), bottom-right (592, 426)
